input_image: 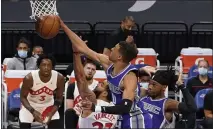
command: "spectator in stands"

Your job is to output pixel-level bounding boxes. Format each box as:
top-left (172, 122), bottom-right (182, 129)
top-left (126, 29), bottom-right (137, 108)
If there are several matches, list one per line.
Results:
top-left (138, 70), bottom-right (151, 97)
top-left (65, 59), bottom-right (98, 128)
top-left (103, 16), bottom-right (135, 56)
top-left (32, 46), bottom-right (43, 58)
top-left (187, 59), bottom-right (213, 97)
top-left (7, 37), bottom-right (37, 70)
top-left (203, 90), bottom-right (213, 128)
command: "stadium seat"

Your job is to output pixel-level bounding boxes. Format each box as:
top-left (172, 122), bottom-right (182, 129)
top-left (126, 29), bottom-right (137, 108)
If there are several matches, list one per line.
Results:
top-left (4, 70), bottom-right (32, 93)
top-left (7, 88), bottom-right (21, 128)
top-left (188, 65), bottom-right (213, 78)
top-left (131, 48), bottom-right (160, 68)
top-left (175, 47), bottom-right (213, 74)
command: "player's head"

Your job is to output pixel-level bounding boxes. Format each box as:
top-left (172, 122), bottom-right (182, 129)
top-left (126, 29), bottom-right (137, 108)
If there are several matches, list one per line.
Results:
top-left (32, 46), bottom-right (43, 55)
top-left (93, 80), bottom-right (112, 101)
top-left (121, 16), bottom-right (135, 31)
top-left (139, 70), bottom-right (151, 88)
top-left (37, 54), bottom-right (56, 77)
top-left (16, 37), bottom-right (31, 58)
top-left (148, 66), bottom-right (178, 98)
top-left (109, 41), bottom-right (138, 63)
top-left (83, 59), bottom-right (97, 80)
top-left (198, 59), bottom-right (209, 76)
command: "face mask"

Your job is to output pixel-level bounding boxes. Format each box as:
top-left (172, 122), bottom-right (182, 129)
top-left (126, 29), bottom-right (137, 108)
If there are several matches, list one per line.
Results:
top-left (198, 67), bottom-right (208, 76)
top-left (18, 50), bottom-right (28, 58)
top-left (139, 82), bottom-right (149, 90)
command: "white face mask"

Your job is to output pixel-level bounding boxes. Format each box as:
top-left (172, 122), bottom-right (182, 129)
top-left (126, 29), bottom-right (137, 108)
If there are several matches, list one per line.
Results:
top-left (139, 82), bottom-right (149, 90)
top-left (198, 67), bottom-right (208, 76)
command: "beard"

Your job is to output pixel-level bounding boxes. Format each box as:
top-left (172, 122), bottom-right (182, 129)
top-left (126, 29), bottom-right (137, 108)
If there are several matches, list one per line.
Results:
top-left (86, 75), bottom-right (93, 80)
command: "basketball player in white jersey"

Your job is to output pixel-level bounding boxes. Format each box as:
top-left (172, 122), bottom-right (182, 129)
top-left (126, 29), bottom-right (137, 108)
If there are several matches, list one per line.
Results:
top-left (19, 54), bottom-right (65, 129)
top-left (72, 46), bottom-right (118, 128)
top-left (65, 59), bottom-right (98, 128)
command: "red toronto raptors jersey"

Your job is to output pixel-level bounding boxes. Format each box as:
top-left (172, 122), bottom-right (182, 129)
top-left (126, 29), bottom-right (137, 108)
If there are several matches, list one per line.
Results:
top-left (27, 70), bottom-right (58, 108)
top-left (73, 80), bottom-right (98, 106)
top-left (78, 100), bottom-right (118, 129)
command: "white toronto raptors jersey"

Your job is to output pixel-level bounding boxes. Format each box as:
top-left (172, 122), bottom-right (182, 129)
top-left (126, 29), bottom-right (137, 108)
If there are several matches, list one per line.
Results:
top-left (27, 70), bottom-right (58, 108)
top-left (78, 100), bottom-right (118, 129)
top-left (73, 80), bottom-right (98, 106)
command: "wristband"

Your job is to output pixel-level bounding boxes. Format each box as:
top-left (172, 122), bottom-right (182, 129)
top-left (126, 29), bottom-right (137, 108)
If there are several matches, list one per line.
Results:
top-left (54, 100), bottom-right (61, 108)
top-left (94, 106), bottom-right (102, 112)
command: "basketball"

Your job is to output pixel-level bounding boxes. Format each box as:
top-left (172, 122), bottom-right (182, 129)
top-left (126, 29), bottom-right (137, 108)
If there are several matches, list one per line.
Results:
top-left (35, 15), bottom-right (60, 39)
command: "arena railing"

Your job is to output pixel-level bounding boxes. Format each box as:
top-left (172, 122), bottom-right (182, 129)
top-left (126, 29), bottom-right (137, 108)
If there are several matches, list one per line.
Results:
top-left (141, 21), bottom-right (188, 64)
top-left (1, 21), bottom-right (93, 66)
top-left (189, 21), bottom-right (213, 48)
top-left (1, 82), bottom-right (8, 128)
top-left (93, 21), bottom-right (140, 53)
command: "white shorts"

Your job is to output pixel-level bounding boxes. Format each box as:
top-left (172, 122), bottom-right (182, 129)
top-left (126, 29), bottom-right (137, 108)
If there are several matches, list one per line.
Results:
top-left (19, 105), bottom-right (60, 123)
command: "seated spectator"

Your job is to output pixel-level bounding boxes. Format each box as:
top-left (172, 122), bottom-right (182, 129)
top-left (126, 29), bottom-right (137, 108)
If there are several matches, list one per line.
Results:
top-left (65, 59), bottom-right (98, 128)
top-left (103, 16), bottom-right (135, 56)
top-left (187, 59), bottom-right (213, 97)
top-left (7, 37), bottom-right (37, 70)
top-left (138, 70), bottom-right (150, 97)
top-left (187, 59), bottom-right (213, 118)
top-left (203, 90), bottom-right (213, 128)
top-left (32, 46), bottom-right (43, 58)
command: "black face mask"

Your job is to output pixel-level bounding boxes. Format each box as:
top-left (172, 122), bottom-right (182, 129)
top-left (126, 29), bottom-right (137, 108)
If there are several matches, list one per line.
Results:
top-left (123, 28), bottom-right (132, 36)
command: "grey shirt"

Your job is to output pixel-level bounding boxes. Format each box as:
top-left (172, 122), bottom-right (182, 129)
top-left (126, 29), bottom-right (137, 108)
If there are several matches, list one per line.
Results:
top-left (7, 57), bottom-right (37, 70)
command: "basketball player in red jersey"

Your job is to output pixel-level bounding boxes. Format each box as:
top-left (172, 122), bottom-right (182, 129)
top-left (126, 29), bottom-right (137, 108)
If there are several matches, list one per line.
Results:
top-left (19, 54), bottom-right (65, 129)
top-left (72, 46), bottom-right (118, 128)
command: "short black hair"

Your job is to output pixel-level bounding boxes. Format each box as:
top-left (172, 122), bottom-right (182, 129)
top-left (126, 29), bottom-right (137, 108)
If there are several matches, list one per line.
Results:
top-left (152, 66), bottom-right (178, 88)
top-left (118, 41), bottom-right (138, 63)
top-left (139, 70), bottom-right (150, 77)
top-left (16, 37), bottom-right (31, 48)
top-left (37, 54), bottom-right (56, 68)
top-left (198, 59), bottom-right (209, 67)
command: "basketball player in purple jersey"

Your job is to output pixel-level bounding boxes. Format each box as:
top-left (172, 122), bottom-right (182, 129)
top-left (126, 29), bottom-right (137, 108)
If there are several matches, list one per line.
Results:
top-left (138, 67), bottom-right (197, 128)
top-left (59, 18), bottom-right (153, 128)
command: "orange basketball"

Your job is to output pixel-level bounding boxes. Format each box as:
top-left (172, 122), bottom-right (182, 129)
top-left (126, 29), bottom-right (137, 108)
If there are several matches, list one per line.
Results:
top-left (35, 15), bottom-right (60, 39)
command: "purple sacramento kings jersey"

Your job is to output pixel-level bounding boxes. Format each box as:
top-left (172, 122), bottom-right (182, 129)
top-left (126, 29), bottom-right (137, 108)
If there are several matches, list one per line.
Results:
top-left (140, 96), bottom-right (172, 128)
top-left (106, 63), bottom-right (152, 129)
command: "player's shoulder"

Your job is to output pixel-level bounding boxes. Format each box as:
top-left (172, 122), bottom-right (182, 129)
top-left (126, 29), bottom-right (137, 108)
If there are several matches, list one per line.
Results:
top-left (53, 70), bottom-right (64, 78)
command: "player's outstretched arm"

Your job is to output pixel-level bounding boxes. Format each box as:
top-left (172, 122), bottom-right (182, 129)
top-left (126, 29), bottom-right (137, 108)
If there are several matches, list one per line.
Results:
top-left (60, 18), bottom-right (111, 70)
top-left (73, 48), bottom-right (97, 104)
top-left (81, 72), bottom-right (137, 115)
top-left (20, 73), bottom-right (43, 123)
top-left (165, 74), bottom-right (197, 114)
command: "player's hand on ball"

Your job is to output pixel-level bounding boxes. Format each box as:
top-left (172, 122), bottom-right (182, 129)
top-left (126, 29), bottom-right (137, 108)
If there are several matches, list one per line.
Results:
top-left (32, 110), bottom-right (43, 123)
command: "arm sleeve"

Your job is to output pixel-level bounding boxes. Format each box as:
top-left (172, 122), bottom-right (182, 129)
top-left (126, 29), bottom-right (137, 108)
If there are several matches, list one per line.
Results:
top-left (178, 85), bottom-right (197, 114)
top-left (204, 91), bottom-right (213, 110)
top-left (95, 99), bottom-right (132, 115)
top-left (186, 79), bottom-right (192, 94)
top-left (66, 83), bottom-right (75, 99)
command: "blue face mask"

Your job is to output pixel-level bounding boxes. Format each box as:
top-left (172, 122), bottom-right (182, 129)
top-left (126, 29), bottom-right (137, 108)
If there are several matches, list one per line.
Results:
top-left (18, 50), bottom-right (28, 58)
top-left (139, 82), bottom-right (149, 90)
top-left (198, 67), bottom-right (208, 76)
